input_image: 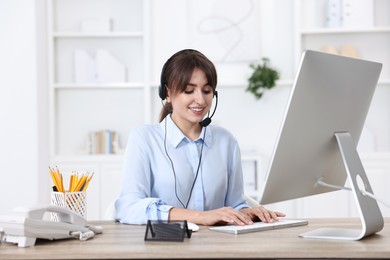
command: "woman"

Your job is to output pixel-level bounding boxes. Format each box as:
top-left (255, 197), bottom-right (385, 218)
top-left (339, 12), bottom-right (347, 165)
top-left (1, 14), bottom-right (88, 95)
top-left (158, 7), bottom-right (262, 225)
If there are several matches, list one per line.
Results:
top-left (115, 49), bottom-right (285, 225)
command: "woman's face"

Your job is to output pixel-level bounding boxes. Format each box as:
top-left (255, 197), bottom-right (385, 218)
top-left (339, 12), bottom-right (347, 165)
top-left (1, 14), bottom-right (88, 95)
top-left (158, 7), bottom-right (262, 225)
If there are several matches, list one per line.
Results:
top-left (167, 68), bottom-right (214, 130)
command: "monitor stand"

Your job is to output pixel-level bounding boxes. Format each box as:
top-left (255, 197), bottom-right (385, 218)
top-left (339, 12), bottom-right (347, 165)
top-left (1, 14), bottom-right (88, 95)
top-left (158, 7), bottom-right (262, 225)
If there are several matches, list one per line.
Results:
top-left (300, 132), bottom-right (384, 240)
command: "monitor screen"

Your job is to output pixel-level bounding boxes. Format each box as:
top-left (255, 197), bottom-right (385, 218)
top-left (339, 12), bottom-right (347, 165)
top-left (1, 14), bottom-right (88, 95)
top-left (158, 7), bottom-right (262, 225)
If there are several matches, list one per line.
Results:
top-left (258, 50), bottom-right (382, 205)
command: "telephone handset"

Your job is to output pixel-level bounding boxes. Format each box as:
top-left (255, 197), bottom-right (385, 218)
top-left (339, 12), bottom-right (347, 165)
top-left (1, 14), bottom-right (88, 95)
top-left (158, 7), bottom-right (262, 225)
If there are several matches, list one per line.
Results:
top-left (0, 205), bottom-right (102, 247)
top-left (17, 205), bottom-right (87, 226)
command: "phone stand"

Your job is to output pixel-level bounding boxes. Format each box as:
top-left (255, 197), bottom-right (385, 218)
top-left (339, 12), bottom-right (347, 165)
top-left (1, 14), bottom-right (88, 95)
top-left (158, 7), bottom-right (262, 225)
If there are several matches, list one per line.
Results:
top-left (144, 220), bottom-right (192, 242)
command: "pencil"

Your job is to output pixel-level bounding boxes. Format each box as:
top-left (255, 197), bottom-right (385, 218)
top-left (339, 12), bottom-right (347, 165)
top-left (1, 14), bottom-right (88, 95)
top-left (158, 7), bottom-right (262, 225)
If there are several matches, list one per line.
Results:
top-left (55, 166), bottom-right (65, 192)
top-left (74, 173), bottom-right (87, 192)
top-left (49, 166), bottom-right (61, 192)
top-left (82, 172), bottom-right (94, 191)
top-left (69, 173), bottom-right (74, 192)
top-left (50, 167), bottom-right (94, 193)
top-left (49, 167), bottom-right (59, 191)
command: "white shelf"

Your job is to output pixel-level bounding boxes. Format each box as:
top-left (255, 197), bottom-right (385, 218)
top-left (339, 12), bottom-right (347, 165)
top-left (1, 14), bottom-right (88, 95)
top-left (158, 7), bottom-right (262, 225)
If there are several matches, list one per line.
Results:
top-left (54, 154), bottom-right (124, 163)
top-left (217, 80), bottom-right (293, 89)
top-left (378, 80), bottom-right (390, 85)
top-left (300, 27), bottom-right (390, 35)
top-left (53, 32), bottom-right (144, 38)
top-left (54, 83), bottom-right (145, 89)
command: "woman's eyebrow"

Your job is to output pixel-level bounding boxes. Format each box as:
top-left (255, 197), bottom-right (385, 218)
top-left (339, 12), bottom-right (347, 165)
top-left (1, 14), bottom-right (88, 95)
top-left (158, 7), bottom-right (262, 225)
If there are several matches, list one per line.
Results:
top-left (187, 82), bottom-right (210, 87)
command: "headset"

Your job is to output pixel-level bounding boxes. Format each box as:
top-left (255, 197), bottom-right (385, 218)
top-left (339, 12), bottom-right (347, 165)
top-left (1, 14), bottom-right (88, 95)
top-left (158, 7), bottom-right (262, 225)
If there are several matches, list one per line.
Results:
top-left (159, 49), bottom-right (218, 208)
top-left (158, 49), bottom-right (218, 127)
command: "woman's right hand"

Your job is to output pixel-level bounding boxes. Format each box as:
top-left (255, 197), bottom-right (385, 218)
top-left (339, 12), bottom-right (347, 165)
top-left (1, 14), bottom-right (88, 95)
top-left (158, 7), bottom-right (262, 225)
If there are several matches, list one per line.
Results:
top-left (194, 207), bottom-right (254, 226)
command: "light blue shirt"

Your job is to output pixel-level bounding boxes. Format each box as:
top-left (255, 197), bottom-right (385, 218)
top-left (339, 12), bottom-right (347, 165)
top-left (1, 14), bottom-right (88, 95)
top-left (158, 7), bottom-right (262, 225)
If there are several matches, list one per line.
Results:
top-left (115, 115), bottom-right (249, 224)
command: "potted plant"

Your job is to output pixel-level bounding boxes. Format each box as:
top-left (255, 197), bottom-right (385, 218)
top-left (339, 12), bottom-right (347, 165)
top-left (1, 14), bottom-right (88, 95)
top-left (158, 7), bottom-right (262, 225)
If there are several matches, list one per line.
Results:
top-left (246, 58), bottom-right (279, 99)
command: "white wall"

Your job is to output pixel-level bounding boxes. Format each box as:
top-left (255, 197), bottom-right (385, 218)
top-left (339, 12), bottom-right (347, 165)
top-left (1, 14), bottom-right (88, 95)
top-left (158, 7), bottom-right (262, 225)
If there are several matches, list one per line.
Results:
top-left (0, 0), bottom-right (49, 213)
top-left (151, 0), bottom-right (294, 83)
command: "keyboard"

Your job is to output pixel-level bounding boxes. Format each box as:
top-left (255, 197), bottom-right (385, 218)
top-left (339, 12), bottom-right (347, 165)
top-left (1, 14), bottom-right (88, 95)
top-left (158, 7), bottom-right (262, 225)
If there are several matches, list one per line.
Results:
top-left (209, 219), bottom-right (308, 235)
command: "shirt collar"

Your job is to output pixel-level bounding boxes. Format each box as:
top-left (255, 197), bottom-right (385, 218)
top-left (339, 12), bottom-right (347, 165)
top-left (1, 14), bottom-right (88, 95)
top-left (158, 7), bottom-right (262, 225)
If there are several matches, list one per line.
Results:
top-left (160, 115), bottom-right (212, 148)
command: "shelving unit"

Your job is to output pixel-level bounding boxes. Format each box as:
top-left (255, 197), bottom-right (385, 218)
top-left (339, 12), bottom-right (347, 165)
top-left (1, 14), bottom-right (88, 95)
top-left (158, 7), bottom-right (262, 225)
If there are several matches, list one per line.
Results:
top-left (293, 0), bottom-right (390, 153)
top-left (47, 0), bottom-right (151, 219)
top-left (48, 0), bottom-right (151, 159)
top-left (294, 0), bottom-right (390, 81)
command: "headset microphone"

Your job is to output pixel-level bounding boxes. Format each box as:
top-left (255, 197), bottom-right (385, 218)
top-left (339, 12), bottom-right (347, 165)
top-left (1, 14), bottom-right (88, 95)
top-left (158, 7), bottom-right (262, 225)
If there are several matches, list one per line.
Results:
top-left (199, 118), bottom-right (211, 127)
top-left (199, 91), bottom-right (218, 127)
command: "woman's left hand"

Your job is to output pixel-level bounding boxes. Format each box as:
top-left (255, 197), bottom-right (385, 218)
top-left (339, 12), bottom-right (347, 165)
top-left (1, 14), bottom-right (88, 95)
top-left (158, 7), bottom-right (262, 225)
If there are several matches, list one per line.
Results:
top-left (240, 206), bottom-right (286, 223)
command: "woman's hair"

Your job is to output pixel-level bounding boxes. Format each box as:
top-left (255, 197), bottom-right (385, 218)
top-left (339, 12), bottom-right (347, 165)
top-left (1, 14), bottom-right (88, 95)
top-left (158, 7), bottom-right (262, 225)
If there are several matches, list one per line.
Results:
top-left (158, 49), bottom-right (217, 122)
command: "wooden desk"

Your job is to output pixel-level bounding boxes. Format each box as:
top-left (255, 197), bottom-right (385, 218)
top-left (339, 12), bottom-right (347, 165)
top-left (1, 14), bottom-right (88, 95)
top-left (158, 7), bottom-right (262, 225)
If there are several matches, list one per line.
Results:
top-left (1, 218), bottom-right (390, 259)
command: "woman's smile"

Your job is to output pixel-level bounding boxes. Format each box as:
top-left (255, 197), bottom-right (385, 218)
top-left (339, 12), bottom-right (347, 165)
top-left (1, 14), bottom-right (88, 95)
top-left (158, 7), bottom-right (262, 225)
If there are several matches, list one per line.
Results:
top-left (189, 106), bottom-right (205, 115)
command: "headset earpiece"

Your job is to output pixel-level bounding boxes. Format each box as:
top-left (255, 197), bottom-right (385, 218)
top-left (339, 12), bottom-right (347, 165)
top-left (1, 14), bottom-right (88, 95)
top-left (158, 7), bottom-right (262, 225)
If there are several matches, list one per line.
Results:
top-left (159, 56), bottom-right (170, 100)
top-left (158, 84), bottom-right (166, 100)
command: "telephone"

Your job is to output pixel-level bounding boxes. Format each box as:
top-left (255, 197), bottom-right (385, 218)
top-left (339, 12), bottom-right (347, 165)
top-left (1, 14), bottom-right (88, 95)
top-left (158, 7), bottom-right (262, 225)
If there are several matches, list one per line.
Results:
top-left (0, 205), bottom-right (102, 247)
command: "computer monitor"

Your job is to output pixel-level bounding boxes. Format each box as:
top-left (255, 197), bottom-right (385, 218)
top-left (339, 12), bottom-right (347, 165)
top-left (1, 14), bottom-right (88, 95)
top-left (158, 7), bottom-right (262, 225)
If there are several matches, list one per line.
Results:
top-left (258, 50), bottom-right (383, 240)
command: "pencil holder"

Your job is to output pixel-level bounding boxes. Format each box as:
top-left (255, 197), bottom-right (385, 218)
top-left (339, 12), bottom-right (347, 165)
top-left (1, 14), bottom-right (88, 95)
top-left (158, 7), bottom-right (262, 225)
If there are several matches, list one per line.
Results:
top-left (51, 191), bottom-right (87, 221)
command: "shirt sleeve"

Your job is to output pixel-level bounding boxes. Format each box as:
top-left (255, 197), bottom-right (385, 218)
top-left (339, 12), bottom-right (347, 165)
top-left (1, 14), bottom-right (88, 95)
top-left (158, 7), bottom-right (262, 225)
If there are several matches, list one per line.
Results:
top-left (115, 127), bottom-right (173, 224)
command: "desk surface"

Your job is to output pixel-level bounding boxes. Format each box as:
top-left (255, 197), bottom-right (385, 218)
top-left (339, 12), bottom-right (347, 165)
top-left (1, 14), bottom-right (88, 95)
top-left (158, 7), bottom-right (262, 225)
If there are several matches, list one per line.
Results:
top-left (1, 218), bottom-right (390, 259)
